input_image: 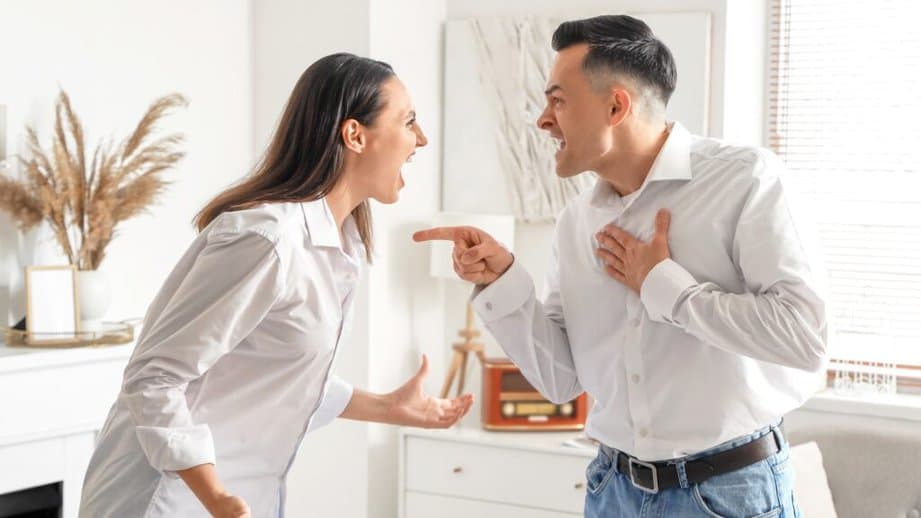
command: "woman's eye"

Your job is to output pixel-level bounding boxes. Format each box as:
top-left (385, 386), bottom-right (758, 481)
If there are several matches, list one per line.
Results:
top-left (406, 118), bottom-right (416, 127)
top-left (552, 97), bottom-right (564, 107)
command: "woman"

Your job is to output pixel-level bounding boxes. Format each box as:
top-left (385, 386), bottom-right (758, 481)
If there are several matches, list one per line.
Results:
top-left (79, 53), bottom-right (474, 518)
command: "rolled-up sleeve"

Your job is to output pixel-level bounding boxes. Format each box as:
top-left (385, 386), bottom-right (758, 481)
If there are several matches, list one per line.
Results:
top-left (122, 229), bottom-right (283, 474)
top-left (306, 375), bottom-right (354, 433)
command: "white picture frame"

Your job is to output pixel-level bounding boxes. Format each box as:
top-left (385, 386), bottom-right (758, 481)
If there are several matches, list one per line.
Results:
top-left (25, 265), bottom-right (80, 345)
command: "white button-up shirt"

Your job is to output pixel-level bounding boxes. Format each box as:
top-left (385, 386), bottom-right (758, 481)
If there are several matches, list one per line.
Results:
top-left (80, 199), bottom-right (361, 518)
top-left (473, 122), bottom-right (828, 461)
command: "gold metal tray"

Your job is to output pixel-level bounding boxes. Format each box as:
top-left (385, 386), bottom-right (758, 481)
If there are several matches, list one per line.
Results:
top-left (2, 319), bottom-right (140, 348)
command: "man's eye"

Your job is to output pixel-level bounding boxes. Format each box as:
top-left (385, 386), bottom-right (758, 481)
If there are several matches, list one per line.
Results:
top-left (406, 118), bottom-right (416, 127)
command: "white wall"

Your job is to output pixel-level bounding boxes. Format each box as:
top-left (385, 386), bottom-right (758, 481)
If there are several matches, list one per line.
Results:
top-left (0, 0), bottom-right (252, 323)
top-left (251, 0), bottom-right (371, 157)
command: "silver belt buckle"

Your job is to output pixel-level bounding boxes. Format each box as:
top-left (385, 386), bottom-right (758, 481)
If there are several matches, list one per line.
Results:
top-left (628, 457), bottom-right (659, 494)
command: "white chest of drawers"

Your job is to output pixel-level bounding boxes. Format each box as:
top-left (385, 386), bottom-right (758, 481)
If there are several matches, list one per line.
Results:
top-left (398, 427), bottom-right (596, 518)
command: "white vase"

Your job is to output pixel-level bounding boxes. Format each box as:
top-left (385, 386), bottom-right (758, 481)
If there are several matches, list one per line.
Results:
top-left (77, 269), bottom-right (111, 332)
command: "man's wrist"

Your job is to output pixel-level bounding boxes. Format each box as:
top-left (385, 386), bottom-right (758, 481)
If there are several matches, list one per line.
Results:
top-left (479, 253), bottom-right (515, 288)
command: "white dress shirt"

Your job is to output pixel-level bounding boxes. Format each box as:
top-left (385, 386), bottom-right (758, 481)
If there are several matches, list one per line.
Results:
top-left (80, 199), bottom-right (361, 518)
top-left (473, 122), bottom-right (828, 462)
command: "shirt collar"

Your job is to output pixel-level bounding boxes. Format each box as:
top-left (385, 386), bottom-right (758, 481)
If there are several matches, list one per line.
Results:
top-left (589, 121), bottom-right (693, 208)
top-left (300, 197), bottom-right (361, 254)
top-left (646, 120), bottom-right (693, 183)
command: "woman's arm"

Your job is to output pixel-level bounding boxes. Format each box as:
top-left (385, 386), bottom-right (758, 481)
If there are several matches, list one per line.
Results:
top-left (177, 464), bottom-right (250, 518)
top-left (340, 355), bottom-right (474, 428)
top-left (122, 230), bottom-right (282, 514)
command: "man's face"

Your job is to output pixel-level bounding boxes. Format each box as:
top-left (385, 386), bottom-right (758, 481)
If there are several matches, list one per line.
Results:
top-left (536, 44), bottom-right (617, 178)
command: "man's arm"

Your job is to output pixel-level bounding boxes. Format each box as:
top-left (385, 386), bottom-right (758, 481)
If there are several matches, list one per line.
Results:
top-left (643, 165), bottom-right (827, 371)
top-left (414, 226), bottom-right (583, 404)
top-left (597, 158), bottom-right (827, 371)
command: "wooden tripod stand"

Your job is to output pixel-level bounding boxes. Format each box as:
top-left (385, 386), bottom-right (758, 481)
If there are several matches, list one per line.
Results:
top-left (440, 301), bottom-right (486, 398)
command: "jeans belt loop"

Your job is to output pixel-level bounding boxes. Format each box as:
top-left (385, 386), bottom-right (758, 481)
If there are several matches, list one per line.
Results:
top-left (771, 426), bottom-right (784, 453)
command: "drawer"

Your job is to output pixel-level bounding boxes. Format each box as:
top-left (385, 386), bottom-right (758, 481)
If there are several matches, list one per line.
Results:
top-left (404, 436), bottom-right (588, 514)
top-left (405, 491), bottom-right (580, 518)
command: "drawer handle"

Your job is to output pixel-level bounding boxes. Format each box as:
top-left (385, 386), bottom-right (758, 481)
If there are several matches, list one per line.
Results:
top-left (452, 467), bottom-right (463, 474)
top-left (574, 482), bottom-right (585, 490)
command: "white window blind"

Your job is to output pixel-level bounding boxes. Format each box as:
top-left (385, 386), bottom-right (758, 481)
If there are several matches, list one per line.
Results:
top-left (769, 0), bottom-right (921, 368)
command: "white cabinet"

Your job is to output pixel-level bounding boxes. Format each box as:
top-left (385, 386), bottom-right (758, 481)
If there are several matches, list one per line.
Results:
top-left (399, 428), bottom-right (595, 518)
top-left (0, 342), bottom-right (132, 517)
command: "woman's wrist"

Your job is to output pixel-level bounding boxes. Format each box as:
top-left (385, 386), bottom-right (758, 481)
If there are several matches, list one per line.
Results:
top-left (177, 463), bottom-right (229, 513)
top-left (341, 389), bottom-right (400, 425)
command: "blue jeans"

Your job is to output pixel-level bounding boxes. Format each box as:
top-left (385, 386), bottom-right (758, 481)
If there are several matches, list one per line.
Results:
top-left (584, 424), bottom-right (800, 517)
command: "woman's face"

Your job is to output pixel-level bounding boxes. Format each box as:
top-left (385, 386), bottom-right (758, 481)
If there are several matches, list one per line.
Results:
top-left (357, 77), bottom-right (428, 204)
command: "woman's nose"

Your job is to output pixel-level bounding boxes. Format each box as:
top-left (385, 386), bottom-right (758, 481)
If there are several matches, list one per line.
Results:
top-left (415, 125), bottom-right (429, 147)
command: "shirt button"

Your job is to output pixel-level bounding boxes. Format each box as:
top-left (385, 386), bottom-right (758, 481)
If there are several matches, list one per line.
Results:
top-left (639, 428), bottom-right (648, 438)
top-left (631, 374), bottom-right (640, 384)
top-left (485, 302), bottom-right (493, 311)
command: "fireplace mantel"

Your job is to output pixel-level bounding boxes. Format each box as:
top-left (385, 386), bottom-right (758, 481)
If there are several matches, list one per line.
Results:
top-left (0, 341), bottom-right (133, 517)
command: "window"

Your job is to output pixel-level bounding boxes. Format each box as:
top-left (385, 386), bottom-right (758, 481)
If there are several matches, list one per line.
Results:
top-left (769, 0), bottom-right (921, 392)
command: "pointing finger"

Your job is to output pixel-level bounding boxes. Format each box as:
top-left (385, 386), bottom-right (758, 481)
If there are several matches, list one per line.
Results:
top-left (413, 226), bottom-right (464, 243)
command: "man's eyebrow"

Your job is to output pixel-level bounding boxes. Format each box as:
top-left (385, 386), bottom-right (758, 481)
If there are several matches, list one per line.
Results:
top-left (406, 110), bottom-right (416, 118)
top-left (544, 84), bottom-right (562, 96)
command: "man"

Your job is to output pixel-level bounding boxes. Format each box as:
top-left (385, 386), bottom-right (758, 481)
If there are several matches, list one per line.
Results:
top-left (414, 14), bottom-right (826, 517)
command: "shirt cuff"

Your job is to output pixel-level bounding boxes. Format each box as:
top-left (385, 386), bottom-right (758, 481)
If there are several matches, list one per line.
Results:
top-left (640, 258), bottom-right (697, 325)
top-left (307, 376), bottom-right (354, 433)
top-left (135, 424), bottom-right (216, 476)
top-left (471, 259), bottom-right (534, 322)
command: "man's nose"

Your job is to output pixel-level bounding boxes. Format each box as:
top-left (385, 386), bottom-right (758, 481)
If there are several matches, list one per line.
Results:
top-left (536, 108), bottom-right (555, 131)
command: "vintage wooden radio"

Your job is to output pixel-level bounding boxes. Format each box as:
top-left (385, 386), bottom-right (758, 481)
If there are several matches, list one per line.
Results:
top-left (481, 357), bottom-right (588, 431)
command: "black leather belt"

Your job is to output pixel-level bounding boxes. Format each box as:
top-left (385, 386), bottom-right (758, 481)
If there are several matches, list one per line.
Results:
top-left (610, 429), bottom-right (783, 494)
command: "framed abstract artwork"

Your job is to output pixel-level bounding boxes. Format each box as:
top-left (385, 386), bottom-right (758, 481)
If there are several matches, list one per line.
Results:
top-left (443, 13), bottom-right (712, 221)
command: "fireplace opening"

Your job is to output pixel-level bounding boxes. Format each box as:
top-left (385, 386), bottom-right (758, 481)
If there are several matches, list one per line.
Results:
top-left (0, 482), bottom-right (62, 518)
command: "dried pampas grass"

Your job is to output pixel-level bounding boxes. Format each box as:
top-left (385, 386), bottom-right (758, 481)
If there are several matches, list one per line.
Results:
top-left (0, 89), bottom-right (187, 270)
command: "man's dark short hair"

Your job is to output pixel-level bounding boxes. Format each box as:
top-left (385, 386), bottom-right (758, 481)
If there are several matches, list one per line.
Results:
top-left (552, 15), bottom-right (677, 106)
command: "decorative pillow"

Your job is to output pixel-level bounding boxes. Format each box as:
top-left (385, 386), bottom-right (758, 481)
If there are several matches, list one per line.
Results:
top-left (790, 441), bottom-right (838, 518)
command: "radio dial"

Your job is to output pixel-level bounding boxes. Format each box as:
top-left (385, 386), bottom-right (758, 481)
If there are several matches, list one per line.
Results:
top-left (560, 403), bottom-right (574, 416)
top-left (501, 402), bottom-right (516, 417)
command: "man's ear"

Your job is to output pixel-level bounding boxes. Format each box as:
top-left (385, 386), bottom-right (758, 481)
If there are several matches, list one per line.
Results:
top-left (609, 88), bottom-right (632, 127)
top-left (341, 119), bottom-right (365, 153)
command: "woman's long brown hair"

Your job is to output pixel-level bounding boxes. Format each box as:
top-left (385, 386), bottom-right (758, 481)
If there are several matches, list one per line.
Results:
top-left (194, 53), bottom-right (395, 262)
